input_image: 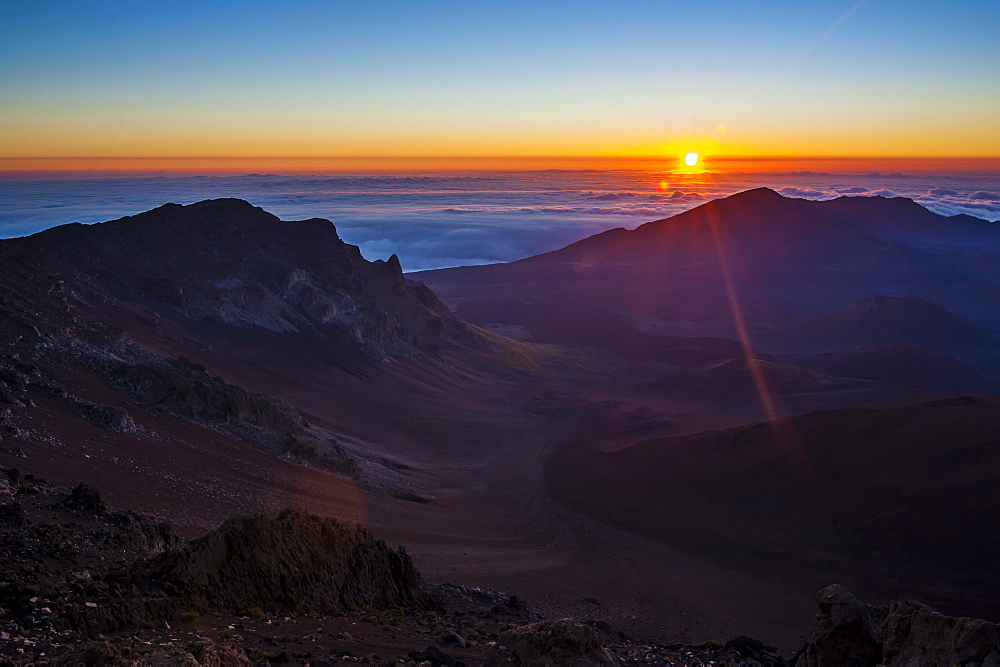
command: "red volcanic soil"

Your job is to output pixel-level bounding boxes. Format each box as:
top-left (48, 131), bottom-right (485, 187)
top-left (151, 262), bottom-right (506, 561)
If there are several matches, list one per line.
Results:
top-left (4, 194), bottom-right (1000, 655)
top-left (6, 342), bottom-right (821, 647)
top-left (547, 395), bottom-right (1000, 631)
top-left (0, 301), bottom-right (839, 649)
top-left (4, 198), bottom-right (815, 646)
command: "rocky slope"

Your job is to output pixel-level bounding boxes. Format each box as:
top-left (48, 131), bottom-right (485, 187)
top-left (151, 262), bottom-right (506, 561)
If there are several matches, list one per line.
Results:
top-left (0, 198), bottom-right (507, 505)
top-left (0, 198), bottom-right (472, 361)
top-left (795, 584), bottom-right (1000, 666)
top-left (3, 469), bottom-right (996, 665)
top-left (0, 468), bottom-right (791, 666)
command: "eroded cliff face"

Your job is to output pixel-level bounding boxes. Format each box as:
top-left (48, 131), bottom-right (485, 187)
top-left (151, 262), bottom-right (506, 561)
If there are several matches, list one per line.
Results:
top-left (0, 199), bottom-right (492, 496)
top-left (0, 198), bottom-right (475, 362)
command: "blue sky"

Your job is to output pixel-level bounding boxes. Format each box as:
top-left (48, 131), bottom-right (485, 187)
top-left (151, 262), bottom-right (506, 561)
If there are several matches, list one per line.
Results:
top-left (2, 0), bottom-right (998, 159)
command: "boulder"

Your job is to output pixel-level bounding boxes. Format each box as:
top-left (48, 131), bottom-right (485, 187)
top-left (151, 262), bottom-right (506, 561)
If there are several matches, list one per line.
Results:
top-left (797, 585), bottom-right (1000, 666)
top-left (78, 403), bottom-right (137, 433)
top-left (881, 597), bottom-right (1000, 666)
top-left (486, 619), bottom-right (620, 666)
top-left (796, 584), bottom-right (882, 666)
top-left (63, 482), bottom-right (107, 512)
top-left (147, 509), bottom-right (431, 615)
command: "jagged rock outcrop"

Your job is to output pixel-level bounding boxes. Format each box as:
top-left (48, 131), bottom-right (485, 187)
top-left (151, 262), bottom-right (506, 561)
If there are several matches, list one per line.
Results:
top-left (61, 597), bottom-right (183, 638)
top-left (796, 585), bottom-right (1000, 666)
top-left (2, 472), bottom-right (436, 642)
top-left (62, 482), bottom-right (107, 512)
top-left (0, 198), bottom-right (479, 362)
top-left (486, 619), bottom-right (621, 666)
top-left (104, 355), bottom-right (303, 431)
top-left (881, 598), bottom-right (1000, 666)
top-left (76, 402), bottom-right (137, 433)
top-left (794, 585), bottom-right (882, 666)
top-left (97, 351), bottom-right (361, 466)
top-left (146, 509), bottom-right (431, 616)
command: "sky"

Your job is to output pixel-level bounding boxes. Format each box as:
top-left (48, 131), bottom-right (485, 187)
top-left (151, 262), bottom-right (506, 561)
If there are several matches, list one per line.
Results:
top-left (2, 0), bottom-right (999, 165)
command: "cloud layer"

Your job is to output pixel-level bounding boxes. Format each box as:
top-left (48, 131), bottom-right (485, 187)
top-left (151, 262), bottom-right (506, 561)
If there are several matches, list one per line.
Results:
top-left (1, 168), bottom-right (997, 271)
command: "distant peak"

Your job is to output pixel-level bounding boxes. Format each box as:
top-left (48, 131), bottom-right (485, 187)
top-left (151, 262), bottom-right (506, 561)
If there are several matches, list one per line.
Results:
top-left (135, 198), bottom-right (265, 218)
top-left (187, 197), bottom-right (262, 211)
top-left (123, 197), bottom-right (276, 226)
top-left (856, 295), bottom-right (897, 307)
top-left (858, 295), bottom-right (911, 304)
top-left (192, 197), bottom-right (251, 205)
top-left (703, 187), bottom-right (791, 210)
top-left (692, 187), bottom-right (793, 213)
top-left (375, 253), bottom-right (403, 272)
top-left (729, 187), bottom-right (783, 200)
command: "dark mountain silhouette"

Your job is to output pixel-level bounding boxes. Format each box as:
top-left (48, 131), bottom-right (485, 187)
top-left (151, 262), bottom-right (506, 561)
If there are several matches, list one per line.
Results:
top-left (535, 187), bottom-right (907, 270)
top-left (417, 188), bottom-right (1000, 376)
top-left (470, 188), bottom-right (924, 320)
top-left (414, 188), bottom-right (1000, 631)
top-left (804, 194), bottom-right (1000, 250)
top-left (0, 198), bottom-right (473, 362)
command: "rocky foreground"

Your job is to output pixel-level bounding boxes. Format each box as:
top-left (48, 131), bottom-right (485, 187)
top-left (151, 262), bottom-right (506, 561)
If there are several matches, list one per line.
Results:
top-left (0, 467), bottom-right (785, 666)
top-left (2, 467), bottom-right (999, 666)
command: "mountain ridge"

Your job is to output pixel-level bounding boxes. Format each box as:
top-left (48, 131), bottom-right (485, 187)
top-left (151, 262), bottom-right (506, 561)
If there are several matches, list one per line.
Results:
top-left (416, 188), bottom-right (1000, 372)
top-left (0, 197), bottom-right (476, 362)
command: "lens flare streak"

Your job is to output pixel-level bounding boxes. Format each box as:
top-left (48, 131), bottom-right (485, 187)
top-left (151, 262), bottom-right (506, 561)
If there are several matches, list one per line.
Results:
top-left (703, 207), bottom-right (808, 467)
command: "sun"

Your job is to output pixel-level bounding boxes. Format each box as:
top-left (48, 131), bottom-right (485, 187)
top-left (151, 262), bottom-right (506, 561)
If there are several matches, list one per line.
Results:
top-left (684, 152), bottom-right (699, 167)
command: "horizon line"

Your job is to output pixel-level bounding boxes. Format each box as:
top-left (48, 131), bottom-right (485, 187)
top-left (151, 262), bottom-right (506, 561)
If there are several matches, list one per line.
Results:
top-left (2, 155), bottom-right (999, 176)
top-left (3, 154), bottom-right (1000, 161)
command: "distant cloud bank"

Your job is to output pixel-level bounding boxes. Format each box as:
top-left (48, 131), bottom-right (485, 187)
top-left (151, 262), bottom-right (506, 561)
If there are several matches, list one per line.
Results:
top-left (1, 168), bottom-right (997, 271)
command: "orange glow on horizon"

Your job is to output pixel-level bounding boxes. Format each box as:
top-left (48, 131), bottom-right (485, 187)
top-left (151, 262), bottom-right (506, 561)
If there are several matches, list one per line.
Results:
top-left (0, 155), bottom-right (998, 176)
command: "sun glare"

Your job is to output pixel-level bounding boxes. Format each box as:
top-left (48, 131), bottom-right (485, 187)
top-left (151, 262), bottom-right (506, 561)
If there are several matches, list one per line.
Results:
top-left (684, 152), bottom-right (699, 167)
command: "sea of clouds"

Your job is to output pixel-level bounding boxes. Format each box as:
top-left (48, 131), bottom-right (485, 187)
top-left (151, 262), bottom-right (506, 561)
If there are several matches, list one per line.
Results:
top-left (1, 169), bottom-right (997, 272)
